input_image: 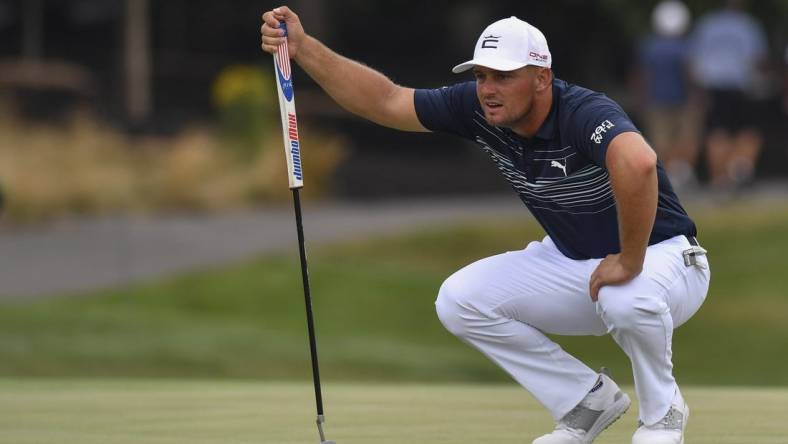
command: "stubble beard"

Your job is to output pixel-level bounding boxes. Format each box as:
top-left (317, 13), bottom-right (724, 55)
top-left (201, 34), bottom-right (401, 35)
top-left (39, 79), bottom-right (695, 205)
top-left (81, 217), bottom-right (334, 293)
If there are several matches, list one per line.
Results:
top-left (484, 99), bottom-right (533, 130)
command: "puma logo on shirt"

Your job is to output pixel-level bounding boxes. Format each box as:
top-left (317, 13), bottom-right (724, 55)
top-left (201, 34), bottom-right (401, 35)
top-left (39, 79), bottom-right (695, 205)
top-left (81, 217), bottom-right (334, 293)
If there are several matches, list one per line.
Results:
top-left (550, 160), bottom-right (568, 177)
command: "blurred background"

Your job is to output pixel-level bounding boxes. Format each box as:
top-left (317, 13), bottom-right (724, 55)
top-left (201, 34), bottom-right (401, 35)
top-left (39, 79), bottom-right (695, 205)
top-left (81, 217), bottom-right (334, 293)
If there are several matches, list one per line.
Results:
top-left (0, 0), bottom-right (787, 388)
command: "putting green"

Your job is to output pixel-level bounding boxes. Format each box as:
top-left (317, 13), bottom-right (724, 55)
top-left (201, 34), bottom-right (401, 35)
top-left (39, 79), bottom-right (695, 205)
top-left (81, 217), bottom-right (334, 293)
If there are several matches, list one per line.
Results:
top-left (1, 380), bottom-right (786, 443)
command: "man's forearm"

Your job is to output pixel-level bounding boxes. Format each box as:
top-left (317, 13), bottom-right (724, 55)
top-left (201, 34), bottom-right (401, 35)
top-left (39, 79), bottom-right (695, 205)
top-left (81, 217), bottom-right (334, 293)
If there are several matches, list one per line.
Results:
top-left (294, 35), bottom-right (418, 130)
top-left (607, 133), bottom-right (658, 271)
top-left (616, 167), bottom-right (657, 270)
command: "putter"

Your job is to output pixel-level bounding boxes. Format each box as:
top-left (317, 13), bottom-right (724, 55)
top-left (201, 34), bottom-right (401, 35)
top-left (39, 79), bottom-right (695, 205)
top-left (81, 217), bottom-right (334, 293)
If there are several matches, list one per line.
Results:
top-left (272, 22), bottom-right (336, 444)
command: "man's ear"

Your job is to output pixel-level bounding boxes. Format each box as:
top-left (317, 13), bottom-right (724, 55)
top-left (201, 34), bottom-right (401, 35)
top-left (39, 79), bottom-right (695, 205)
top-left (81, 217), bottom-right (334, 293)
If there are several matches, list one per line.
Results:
top-left (535, 68), bottom-right (553, 92)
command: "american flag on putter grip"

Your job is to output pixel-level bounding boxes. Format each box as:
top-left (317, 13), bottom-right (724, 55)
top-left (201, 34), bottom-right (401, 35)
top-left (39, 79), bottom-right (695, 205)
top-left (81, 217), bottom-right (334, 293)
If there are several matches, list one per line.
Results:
top-left (277, 38), bottom-right (291, 79)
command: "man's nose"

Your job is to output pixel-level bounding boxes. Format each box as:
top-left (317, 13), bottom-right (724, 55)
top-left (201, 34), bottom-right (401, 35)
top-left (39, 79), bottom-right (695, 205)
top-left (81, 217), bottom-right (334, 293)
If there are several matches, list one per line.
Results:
top-left (478, 79), bottom-right (496, 95)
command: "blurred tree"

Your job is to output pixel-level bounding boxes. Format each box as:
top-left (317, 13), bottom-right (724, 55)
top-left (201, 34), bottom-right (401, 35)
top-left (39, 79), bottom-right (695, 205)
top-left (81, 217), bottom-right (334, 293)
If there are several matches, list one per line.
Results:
top-left (124, 0), bottom-right (151, 126)
top-left (211, 64), bottom-right (277, 159)
top-left (21, 0), bottom-right (42, 59)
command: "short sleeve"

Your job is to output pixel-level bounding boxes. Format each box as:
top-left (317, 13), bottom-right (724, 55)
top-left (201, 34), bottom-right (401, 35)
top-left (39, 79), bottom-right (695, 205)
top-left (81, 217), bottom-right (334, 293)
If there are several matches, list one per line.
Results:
top-left (413, 82), bottom-right (477, 140)
top-left (569, 95), bottom-right (640, 168)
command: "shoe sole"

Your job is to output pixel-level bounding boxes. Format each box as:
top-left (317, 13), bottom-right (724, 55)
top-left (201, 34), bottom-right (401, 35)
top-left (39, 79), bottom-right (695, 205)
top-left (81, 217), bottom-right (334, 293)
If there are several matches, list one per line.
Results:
top-left (585, 392), bottom-right (631, 444)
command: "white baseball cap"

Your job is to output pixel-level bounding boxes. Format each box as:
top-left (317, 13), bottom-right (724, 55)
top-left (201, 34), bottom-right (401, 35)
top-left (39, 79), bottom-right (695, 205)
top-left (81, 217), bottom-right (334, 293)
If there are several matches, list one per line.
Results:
top-left (652, 1), bottom-right (690, 37)
top-left (452, 16), bottom-right (552, 74)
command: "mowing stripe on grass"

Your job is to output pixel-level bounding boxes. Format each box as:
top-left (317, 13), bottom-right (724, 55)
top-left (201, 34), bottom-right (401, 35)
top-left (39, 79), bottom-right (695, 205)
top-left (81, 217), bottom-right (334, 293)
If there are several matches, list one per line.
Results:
top-left (1, 380), bottom-right (787, 444)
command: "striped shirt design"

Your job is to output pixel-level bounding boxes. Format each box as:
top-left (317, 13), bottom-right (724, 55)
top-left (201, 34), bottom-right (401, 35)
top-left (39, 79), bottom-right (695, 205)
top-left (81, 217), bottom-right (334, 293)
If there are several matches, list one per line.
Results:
top-left (414, 78), bottom-right (696, 259)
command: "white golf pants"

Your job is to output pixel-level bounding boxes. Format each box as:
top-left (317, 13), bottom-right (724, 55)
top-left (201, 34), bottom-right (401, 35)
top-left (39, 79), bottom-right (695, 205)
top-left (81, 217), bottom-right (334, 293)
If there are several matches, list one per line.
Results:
top-left (435, 235), bottom-right (709, 426)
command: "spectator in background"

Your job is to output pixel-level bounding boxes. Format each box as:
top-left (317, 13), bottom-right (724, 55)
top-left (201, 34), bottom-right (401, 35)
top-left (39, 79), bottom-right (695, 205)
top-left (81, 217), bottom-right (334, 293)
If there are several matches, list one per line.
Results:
top-left (636, 0), bottom-right (700, 190)
top-left (689, 0), bottom-right (769, 190)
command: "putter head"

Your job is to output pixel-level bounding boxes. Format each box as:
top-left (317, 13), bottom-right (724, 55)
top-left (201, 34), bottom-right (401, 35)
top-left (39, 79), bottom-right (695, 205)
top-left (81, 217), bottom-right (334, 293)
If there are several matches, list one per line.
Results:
top-left (321, 441), bottom-right (336, 444)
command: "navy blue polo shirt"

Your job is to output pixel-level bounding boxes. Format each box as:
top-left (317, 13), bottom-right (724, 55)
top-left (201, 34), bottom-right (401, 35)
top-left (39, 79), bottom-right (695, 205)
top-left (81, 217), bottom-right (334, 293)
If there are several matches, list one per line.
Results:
top-left (414, 78), bottom-right (696, 259)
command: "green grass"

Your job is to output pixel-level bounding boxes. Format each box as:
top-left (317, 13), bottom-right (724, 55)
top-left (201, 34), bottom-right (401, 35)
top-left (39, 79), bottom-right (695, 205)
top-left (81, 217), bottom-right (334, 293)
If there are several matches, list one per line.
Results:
top-left (1, 380), bottom-right (788, 443)
top-left (1, 202), bottom-right (787, 385)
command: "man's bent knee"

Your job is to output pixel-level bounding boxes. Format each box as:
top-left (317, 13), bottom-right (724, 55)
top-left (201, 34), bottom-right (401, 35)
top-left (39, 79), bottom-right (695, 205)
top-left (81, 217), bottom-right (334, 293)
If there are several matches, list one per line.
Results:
top-left (597, 289), bottom-right (669, 333)
top-left (435, 274), bottom-right (483, 338)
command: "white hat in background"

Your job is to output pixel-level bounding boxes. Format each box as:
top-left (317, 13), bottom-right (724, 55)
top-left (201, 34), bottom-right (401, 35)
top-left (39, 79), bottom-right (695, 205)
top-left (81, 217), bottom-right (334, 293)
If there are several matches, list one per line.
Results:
top-left (452, 16), bottom-right (552, 73)
top-left (652, 0), bottom-right (690, 37)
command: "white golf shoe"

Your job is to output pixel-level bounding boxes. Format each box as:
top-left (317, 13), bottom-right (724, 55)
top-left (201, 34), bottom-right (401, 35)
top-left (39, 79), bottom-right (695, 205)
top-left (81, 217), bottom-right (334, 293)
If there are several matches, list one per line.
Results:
top-left (532, 372), bottom-right (631, 444)
top-left (632, 388), bottom-right (689, 444)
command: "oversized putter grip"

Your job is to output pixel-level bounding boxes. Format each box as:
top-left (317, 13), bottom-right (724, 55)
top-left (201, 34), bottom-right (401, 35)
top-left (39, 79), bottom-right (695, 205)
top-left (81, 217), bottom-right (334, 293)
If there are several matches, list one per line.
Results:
top-left (273, 22), bottom-right (304, 189)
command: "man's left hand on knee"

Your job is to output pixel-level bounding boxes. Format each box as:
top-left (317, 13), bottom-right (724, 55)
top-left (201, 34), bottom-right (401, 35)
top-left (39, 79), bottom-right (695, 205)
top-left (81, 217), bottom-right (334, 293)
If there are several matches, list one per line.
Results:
top-left (589, 253), bottom-right (643, 301)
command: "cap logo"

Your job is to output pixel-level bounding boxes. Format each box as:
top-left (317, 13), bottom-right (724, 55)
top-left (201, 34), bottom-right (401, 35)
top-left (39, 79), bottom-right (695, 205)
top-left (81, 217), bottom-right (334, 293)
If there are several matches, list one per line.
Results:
top-left (529, 52), bottom-right (549, 62)
top-left (481, 34), bottom-right (501, 49)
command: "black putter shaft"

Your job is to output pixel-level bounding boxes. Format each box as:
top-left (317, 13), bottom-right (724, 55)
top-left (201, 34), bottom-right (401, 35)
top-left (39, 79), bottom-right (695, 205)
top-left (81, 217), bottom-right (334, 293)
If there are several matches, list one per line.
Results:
top-left (273, 21), bottom-right (333, 443)
top-left (292, 188), bottom-right (332, 443)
